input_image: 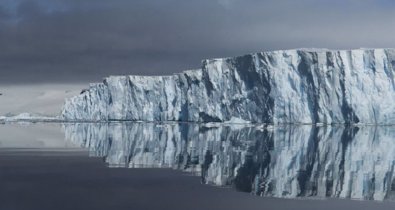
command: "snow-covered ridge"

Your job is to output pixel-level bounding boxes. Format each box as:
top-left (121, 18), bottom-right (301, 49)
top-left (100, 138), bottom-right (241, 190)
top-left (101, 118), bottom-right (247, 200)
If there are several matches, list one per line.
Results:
top-left (62, 48), bottom-right (395, 124)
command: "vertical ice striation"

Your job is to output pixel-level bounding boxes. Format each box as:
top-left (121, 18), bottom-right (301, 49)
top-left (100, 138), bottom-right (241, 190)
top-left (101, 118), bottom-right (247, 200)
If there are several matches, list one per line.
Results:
top-left (62, 49), bottom-right (395, 124)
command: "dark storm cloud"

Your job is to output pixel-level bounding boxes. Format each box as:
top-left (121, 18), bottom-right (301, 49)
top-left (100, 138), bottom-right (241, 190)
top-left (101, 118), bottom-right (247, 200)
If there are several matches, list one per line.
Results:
top-left (0, 0), bottom-right (395, 84)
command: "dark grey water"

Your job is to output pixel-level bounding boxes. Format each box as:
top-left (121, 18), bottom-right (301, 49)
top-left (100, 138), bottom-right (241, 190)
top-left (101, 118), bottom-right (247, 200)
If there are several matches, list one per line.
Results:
top-left (1, 122), bottom-right (395, 210)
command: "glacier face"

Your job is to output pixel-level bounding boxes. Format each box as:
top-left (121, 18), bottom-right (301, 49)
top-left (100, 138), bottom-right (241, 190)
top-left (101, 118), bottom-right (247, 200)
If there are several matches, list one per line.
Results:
top-left (62, 48), bottom-right (395, 124)
top-left (63, 123), bottom-right (395, 201)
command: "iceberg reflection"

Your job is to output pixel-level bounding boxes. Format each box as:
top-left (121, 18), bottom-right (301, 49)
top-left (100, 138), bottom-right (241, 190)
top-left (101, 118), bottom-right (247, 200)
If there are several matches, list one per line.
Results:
top-left (63, 123), bottom-right (395, 201)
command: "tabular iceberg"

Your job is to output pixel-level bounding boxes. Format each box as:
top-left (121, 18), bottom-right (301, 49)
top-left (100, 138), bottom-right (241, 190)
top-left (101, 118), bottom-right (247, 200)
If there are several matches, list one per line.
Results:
top-left (62, 48), bottom-right (395, 124)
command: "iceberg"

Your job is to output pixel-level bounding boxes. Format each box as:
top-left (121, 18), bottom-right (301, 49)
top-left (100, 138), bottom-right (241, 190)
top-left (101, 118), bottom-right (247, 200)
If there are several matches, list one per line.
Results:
top-left (62, 48), bottom-right (395, 124)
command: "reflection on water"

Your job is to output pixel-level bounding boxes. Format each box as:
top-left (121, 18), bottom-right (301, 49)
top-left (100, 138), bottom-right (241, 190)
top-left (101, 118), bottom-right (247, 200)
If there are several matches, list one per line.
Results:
top-left (63, 123), bottom-right (395, 201)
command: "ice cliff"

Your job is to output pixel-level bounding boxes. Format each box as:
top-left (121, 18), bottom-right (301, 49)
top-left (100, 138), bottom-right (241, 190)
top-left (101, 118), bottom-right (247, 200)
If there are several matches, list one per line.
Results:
top-left (62, 48), bottom-right (395, 124)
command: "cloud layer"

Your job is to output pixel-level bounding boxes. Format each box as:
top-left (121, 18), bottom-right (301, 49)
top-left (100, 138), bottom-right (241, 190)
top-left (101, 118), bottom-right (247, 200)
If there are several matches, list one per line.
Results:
top-left (1, 0), bottom-right (395, 83)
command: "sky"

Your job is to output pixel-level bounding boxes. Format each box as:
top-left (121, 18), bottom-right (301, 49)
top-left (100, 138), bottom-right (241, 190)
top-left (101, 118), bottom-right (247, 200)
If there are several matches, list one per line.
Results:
top-left (1, 0), bottom-right (395, 84)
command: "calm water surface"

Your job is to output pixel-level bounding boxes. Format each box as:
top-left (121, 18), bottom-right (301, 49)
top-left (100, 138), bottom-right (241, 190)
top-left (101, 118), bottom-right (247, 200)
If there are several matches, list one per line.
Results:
top-left (1, 122), bottom-right (395, 210)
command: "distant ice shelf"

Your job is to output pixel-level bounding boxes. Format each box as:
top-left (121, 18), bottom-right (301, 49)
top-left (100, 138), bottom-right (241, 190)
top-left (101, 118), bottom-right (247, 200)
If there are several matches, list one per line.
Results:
top-left (0, 113), bottom-right (60, 123)
top-left (61, 48), bottom-right (395, 124)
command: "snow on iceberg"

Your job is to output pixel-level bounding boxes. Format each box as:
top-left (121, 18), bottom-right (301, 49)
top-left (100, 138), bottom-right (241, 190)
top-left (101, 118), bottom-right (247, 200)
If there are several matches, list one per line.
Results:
top-left (62, 48), bottom-right (395, 124)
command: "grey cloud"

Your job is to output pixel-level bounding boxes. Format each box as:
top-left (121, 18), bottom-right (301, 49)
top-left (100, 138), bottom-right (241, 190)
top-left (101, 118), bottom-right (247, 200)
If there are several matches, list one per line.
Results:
top-left (0, 5), bottom-right (11, 20)
top-left (0, 0), bottom-right (395, 84)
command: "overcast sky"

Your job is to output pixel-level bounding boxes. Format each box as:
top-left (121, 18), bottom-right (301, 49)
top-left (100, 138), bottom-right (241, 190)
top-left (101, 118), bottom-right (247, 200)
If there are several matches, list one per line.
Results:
top-left (1, 0), bottom-right (395, 84)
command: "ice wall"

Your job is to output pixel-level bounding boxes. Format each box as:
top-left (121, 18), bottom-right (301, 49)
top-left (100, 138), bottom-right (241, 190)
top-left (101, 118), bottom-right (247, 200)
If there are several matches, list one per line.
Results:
top-left (62, 49), bottom-right (395, 124)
